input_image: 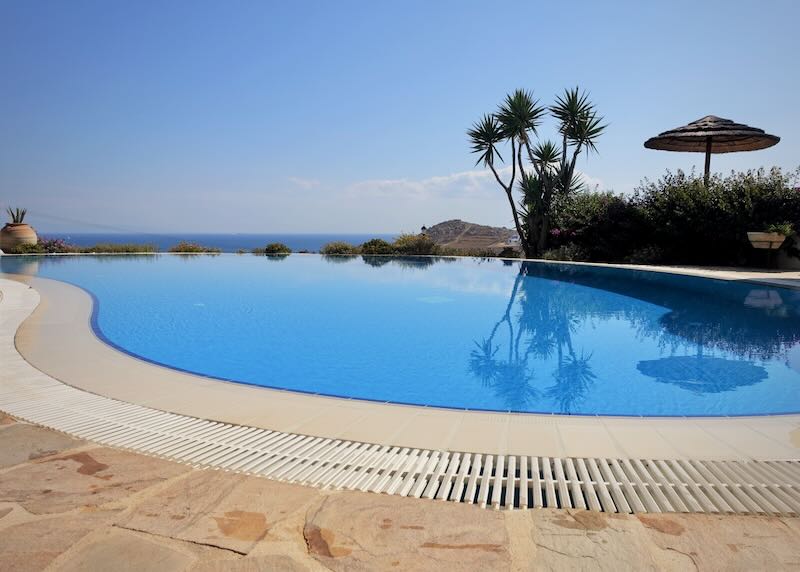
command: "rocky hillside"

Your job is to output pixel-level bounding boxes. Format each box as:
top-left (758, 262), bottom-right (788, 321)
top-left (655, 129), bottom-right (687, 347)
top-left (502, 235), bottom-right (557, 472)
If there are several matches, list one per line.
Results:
top-left (423, 219), bottom-right (517, 252)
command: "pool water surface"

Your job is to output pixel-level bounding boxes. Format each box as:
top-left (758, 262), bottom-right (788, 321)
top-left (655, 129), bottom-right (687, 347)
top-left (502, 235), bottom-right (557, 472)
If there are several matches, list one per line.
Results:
top-left (3, 254), bottom-right (800, 416)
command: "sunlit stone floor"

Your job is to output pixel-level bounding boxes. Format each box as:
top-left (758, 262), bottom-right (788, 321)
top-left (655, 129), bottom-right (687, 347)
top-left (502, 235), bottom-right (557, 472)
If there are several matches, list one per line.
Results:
top-left (2, 412), bottom-right (800, 571)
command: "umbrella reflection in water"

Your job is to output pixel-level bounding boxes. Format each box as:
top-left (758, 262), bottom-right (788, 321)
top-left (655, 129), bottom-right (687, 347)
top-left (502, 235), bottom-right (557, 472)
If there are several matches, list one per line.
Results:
top-left (636, 355), bottom-right (767, 394)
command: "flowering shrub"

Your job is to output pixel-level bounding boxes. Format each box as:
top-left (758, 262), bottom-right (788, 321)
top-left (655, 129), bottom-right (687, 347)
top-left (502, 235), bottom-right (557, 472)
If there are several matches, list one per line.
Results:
top-left (42, 238), bottom-right (71, 253)
top-left (11, 238), bottom-right (75, 254)
top-left (10, 239), bottom-right (157, 254)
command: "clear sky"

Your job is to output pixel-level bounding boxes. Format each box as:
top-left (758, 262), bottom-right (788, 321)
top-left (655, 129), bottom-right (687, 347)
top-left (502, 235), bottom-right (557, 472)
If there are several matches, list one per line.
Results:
top-left (1, 0), bottom-right (798, 233)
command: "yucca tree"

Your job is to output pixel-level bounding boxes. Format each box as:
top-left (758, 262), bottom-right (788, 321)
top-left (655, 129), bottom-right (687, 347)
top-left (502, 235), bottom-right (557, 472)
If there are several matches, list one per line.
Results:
top-left (468, 88), bottom-right (605, 257)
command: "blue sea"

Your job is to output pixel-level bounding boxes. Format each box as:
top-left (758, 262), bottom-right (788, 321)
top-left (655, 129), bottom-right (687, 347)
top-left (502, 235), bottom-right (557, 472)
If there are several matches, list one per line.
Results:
top-left (46, 233), bottom-right (398, 253)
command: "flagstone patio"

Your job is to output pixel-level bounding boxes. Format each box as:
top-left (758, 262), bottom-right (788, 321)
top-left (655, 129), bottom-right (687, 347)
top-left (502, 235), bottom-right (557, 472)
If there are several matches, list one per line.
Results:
top-left (2, 414), bottom-right (800, 571)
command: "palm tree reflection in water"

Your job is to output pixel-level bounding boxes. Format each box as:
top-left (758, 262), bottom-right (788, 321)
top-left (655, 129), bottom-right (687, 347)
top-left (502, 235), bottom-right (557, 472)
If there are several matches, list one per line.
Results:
top-left (469, 261), bottom-right (799, 412)
top-left (470, 265), bottom-right (596, 413)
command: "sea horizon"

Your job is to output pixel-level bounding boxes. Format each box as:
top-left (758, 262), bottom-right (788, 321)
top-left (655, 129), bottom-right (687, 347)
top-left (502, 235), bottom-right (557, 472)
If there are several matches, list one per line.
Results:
top-left (44, 232), bottom-right (399, 253)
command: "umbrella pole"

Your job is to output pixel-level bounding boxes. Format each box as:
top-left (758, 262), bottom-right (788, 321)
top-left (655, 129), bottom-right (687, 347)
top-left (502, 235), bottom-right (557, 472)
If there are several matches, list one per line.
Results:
top-left (704, 137), bottom-right (712, 186)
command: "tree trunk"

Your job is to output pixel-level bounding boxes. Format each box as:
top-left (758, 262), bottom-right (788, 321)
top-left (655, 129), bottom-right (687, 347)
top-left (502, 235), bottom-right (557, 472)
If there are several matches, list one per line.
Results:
top-left (526, 211), bottom-right (537, 257)
top-left (537, 213), bottom-right (550, 254)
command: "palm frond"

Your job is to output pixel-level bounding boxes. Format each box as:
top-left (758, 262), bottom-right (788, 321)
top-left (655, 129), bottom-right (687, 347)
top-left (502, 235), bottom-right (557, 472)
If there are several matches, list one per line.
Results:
top-left (531, 140), bottom-right (561, 173)
top-left (467, 114), bottom-right (505, 167)
top-left (550, 86), bottom-right (591, 127)
top-left (550, 87), bottom-right (607, 151)
top-left (518, 171), bottom-right (543, 207)
top-left (496, 89), bottom-right (547, 141)
top-left (570, 112), bottom-right (607, 153)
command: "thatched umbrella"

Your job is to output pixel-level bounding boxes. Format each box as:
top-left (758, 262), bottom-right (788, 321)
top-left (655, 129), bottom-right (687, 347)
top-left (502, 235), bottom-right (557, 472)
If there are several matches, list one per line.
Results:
top-left (644, 115), bottom-right (779, 184)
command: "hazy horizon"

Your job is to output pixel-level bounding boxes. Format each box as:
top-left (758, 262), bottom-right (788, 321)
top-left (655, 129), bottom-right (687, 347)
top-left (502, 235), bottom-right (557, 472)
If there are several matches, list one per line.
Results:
top-left (2, 1), bottom-right (798, 234)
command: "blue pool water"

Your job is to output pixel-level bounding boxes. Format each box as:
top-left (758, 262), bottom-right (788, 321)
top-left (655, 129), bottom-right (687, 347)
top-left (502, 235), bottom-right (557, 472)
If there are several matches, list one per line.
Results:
top-left (3, 254), bottom-right (800, 416)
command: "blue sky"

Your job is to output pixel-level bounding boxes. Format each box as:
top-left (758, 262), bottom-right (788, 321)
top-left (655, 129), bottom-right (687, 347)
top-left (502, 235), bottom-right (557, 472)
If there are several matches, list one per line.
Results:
top-left (1, 0), bottom-right (798, 233)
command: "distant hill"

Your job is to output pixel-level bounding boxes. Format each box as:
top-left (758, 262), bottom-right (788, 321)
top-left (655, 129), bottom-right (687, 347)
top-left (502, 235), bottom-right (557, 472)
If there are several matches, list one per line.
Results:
top-left (423, 219), bottom-right (518, 252)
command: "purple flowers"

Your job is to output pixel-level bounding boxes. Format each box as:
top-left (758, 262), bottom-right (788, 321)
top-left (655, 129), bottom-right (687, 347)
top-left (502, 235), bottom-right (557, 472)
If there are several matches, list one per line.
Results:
top-left (38, 238), bottom-right (74, 253)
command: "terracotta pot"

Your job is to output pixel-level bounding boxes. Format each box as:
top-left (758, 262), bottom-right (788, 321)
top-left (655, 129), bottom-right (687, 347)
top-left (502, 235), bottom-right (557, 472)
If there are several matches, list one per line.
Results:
top-left (0, 223), bottom-right (38, 253)
top-left (747, 231), bottom-right (786, 250)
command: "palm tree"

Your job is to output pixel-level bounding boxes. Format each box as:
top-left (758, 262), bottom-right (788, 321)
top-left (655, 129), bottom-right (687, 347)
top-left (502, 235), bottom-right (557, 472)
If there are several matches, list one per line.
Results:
top-left (468, 88), bottom-right (606, 257)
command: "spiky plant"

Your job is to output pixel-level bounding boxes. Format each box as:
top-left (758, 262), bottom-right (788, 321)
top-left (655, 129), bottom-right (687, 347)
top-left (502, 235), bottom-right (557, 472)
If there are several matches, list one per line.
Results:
top-left (6, 207), bottom-right (27, 224)
top-left (468, 87), bottom-right (606, 257)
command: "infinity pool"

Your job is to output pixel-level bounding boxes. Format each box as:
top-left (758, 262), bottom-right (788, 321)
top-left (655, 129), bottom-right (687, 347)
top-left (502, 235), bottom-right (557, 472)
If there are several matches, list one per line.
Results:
top-left (3, 254), bottom-right (800, 416)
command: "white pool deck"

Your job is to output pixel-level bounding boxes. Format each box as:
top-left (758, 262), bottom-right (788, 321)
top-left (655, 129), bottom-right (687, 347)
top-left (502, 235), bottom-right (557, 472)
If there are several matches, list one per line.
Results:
top-left (2, 262), bottom-right (800, 513)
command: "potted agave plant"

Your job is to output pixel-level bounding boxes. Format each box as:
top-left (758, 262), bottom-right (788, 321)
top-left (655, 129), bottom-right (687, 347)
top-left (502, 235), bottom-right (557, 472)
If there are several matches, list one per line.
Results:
top-left (0, 208), bottom-right (38, 253)
top-left (747, 222), bottom-right (793, 250)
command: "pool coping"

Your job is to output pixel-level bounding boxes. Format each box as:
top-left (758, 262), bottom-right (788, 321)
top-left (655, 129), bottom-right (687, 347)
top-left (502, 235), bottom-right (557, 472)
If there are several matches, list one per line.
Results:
top-left (2, 261), bottom-right (800, 461)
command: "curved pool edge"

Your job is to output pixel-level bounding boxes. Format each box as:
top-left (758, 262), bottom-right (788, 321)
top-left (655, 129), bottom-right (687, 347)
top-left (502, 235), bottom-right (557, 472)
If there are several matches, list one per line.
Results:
top-left (2, 273), bottom-right (799, 461)
top-left (7, 254), bottom-right (800, 417)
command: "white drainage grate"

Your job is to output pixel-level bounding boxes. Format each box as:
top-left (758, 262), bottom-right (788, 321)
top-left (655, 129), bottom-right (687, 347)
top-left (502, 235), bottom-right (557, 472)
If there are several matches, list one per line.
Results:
top-left (1, 382), bottom-right (799, 515)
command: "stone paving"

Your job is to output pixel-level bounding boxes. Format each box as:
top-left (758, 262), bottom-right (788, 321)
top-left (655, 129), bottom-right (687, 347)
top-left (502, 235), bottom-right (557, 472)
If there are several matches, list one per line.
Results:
top-left (2, 414), bottom-right (800, 571)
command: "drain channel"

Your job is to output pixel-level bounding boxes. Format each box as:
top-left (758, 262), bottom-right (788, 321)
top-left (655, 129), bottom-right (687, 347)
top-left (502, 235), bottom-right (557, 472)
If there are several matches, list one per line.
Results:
top-left (1, 383), bottom-right (799, 514)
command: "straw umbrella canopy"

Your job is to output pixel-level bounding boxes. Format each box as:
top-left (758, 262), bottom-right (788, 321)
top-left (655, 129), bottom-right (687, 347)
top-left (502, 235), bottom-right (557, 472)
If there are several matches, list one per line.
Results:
top-left (644, 115), bottom-right (780, 184)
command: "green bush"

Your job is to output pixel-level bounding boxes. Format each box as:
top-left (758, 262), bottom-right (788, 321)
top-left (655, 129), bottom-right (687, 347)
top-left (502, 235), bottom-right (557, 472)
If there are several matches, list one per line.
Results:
top-left (320, 241), bottom-right (358, 255)
top-left (392, 233), bottom-right (438, 255)
top-left (438, 246), bottom-right (519, 258)
top-left (635, 167), bottom-right (800, 265)
top-left (258, 242), bottom-right (292, 255)
top-left (8, 239), bottom-right (157, 254)
top-left (552, 192), bottom-right (645, 262)
top-left (10, 242), bottom-right (48, 254)
top-left (80, 243), bottom-right (157, 253)
top-left (548, 167), bottom-right (800, 266)
top-left (360, 238), bottom-right (394, 255)
top-left (767, 222), bottom-right (794, 236)
top-left (623, 245), bottom-right (665, 265)
top-left (541, 244), bottom-right (589, 262)
top-left (11, 238), bottom-right (74, 254)
top-left (496, 247), bottom-right (520, 258)
top-left (168, 241), bottom-right (222, 254)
